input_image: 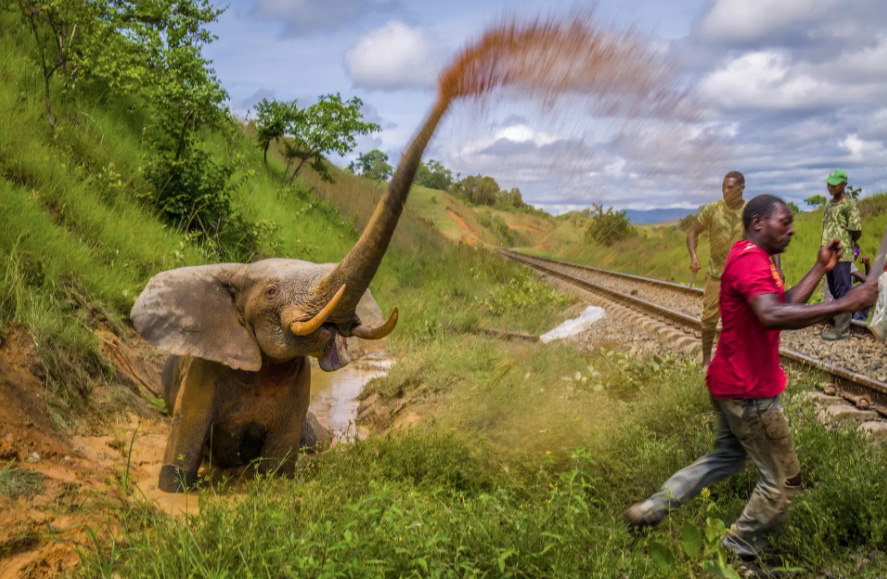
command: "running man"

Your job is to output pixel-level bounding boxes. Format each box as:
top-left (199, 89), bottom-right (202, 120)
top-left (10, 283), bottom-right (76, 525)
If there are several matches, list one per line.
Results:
top-left (627, 195), bottom-right (877, 560)
top-left (687, 171), bottom-right (747, 369)
top-left (820, 169), bottom-right (862, 340)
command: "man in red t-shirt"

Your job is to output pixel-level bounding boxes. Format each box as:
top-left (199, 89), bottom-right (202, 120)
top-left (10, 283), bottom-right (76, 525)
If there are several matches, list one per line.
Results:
top-left (626, 194), bottom-right (878, 560)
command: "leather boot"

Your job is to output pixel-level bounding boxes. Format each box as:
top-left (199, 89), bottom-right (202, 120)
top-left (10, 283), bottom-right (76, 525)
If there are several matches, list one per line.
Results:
top-left (822, 312), bottom-right (851, 340)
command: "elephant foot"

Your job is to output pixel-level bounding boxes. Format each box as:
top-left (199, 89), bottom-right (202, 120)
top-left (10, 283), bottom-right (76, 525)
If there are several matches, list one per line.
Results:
top-left (158, 464), bottom-right (200, 493)
top-left (300, 412), bottom-right (333, 453)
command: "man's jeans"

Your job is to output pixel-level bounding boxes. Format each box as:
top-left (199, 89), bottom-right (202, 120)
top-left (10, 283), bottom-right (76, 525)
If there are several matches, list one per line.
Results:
top-left (827, 262), bottom-right (852, 300)
top-left (648, 397), bottom-right (801, 558)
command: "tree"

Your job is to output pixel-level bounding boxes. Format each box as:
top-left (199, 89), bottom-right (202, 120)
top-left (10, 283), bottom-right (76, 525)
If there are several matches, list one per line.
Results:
top-left (455, 175), bottom-right (500, 206)
top-left (787, 201), bottom-right (800, 213)
top-left (282, 94), bottom-right (380, 185)
top-left (804, 195), bottom-right (828, 209)
top-left (415, 159), bottom-right (453, 191)
top-left (498, 187), bottom-right (525, 209)
top-left (16, 0), bottom-right (103, 124)
top-left (254, 98), bottom-right (299, 164)
top-left (348, 149), bottom-right (392, 181)
top-left (585, 203), bottom-right (634, 246)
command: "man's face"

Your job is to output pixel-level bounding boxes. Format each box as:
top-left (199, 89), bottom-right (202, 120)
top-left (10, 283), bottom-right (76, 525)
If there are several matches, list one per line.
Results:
top-left (722, 177), bottom-right (744, 206)
top-left (827, 182), bottom-right (846, 198)
top-left (758, 204), bottom-right (794, 254)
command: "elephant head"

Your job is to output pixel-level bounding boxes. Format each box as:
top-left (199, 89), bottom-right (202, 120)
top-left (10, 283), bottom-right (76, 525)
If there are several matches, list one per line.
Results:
top-left (131, 97), bottom-right (451, 370)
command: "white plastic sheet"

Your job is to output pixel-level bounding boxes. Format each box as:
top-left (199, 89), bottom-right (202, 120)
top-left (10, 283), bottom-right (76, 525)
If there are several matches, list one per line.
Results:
top-left (540, 306), bottom-right (606, 343)
top-left (870, 272), bottom-right (887, 343)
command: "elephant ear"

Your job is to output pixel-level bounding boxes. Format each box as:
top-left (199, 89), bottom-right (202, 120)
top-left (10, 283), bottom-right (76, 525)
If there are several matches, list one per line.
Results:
top-left (130, 264), bottom-right (262, 372)
top-left (318, 289), bottom-right (387, 372)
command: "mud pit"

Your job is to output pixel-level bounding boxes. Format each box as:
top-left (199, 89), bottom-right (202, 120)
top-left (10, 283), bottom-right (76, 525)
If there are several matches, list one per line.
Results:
top-left (0, 326), bottom-right (392, 577)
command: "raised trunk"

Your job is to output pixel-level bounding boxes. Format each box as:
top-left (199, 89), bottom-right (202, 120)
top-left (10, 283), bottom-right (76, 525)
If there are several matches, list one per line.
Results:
top-left (317, 96), bottom-right (451, 315)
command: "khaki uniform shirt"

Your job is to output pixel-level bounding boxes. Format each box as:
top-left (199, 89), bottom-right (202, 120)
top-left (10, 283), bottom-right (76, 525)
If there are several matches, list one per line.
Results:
top-left (821, 197), bottom-right (862, 262)
top-left (697, 200), bottom-right (746, 279)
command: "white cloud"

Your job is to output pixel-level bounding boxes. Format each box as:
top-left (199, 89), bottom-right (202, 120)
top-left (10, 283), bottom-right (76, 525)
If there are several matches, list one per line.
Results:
top-left (698, 0), bottom-right (835, 44)
top-left (344, 21), bottom-right (441, 89)
top-left (700, 51), bottom-right (830, 111)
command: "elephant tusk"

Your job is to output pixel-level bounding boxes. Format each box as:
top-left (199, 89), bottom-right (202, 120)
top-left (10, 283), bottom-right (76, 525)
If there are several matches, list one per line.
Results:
top-left (352, 307), bottom-right (398, 340)
top-left (290, 285), bottom-right (347, 336)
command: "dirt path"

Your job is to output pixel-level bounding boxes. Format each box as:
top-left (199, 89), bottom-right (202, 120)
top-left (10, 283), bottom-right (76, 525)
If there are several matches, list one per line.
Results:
top-left (506, 223), bottom-right (543, 233)
top-left (446, 208), bottom-right (485, 245)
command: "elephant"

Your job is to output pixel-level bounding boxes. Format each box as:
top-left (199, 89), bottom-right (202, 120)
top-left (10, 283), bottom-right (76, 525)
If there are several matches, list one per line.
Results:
top-left (131, 97), bottom-right (450, 492)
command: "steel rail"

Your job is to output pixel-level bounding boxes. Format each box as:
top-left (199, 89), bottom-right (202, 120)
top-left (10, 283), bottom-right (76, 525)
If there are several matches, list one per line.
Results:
top-left (502, 249), bottom-right (887, 410)
top-left (501, 249), bottom-right (871, 333)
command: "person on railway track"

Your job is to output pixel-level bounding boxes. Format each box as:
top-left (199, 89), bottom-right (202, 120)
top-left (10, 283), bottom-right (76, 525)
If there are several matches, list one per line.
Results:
top-left (820, 169), bottom-right (863, 340)
top-left (627, 194), bottom-right (878, 562)
top-left (686, 171), bottom-right (747, 371)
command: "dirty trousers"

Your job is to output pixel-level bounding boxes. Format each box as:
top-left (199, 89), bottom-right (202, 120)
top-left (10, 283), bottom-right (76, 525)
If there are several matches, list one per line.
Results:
top-left (701, 275), bottom-right (721, 333)
top-left (649, 397), bottom-right (801, 557)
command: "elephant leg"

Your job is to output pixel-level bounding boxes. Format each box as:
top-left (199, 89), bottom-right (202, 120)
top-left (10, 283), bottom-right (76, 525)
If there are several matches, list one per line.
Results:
top-left (159, 357), bottom-right (217, 492)
top-left (255, 359), bottom-right (312, 476)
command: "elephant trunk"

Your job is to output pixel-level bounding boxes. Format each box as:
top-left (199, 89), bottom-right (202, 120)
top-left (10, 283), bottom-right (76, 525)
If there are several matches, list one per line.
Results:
top-left (316, 96), bottom-right (451, 315)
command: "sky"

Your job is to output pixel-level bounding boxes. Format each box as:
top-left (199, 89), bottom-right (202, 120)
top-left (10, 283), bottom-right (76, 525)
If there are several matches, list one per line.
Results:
top-left (206, 0), bottom-right (887, 214)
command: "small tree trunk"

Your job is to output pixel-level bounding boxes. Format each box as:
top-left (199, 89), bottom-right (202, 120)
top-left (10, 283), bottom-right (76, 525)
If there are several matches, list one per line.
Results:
top-left (43, 75), bottom-right (54, 126)
top-left (288, 157), bottom-right (309, 185)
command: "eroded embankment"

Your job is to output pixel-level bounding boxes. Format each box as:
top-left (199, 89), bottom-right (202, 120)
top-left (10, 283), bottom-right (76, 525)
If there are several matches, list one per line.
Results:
top-left (0, 324), bottom-right (396, 577)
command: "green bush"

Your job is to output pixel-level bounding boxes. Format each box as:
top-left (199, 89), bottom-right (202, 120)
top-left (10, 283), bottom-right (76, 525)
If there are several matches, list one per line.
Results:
top-left (476, 210), bottom-right (515, 246)
top-left (143, 145), bottom-right (259, 261)
top-left (585, 203), bottom-right (634, 246)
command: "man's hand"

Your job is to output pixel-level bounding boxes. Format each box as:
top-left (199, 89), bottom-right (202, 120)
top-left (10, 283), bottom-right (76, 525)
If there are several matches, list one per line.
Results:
top-left (817, 239), bottom-right (842, 272)
top-left (839, 282), bottom-right (879, 312)
top-left (690, 256), bottom-right (701, 274)
top-left (861, 256), bottom-right (871, 268)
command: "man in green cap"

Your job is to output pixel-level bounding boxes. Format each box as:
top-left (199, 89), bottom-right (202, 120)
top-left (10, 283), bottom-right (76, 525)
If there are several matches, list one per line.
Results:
top-left (820, 169), bottom-right (862, 340)
top-left (687, 171), bottom-right (747, 369)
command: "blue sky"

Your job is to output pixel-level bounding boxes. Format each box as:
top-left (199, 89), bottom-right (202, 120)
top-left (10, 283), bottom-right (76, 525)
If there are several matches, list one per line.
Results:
top-left (206, 0), bottom-right (887, 214)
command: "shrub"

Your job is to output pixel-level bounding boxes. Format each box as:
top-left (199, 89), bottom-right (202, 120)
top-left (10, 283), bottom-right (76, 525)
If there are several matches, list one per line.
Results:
top-left (585, 203), bottom-right (634, 246)
top-left (142, 145), bottom-right (259, 261)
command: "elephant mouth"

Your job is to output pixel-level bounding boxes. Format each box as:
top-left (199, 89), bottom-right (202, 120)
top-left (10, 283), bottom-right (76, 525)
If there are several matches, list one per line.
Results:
top-left (316, 324), bottom-right (354, 372)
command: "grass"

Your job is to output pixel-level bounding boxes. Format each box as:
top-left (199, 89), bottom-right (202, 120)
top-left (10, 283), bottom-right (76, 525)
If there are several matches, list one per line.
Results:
top-left (78, 347), bottom-right (887, 576)
top-left (0, 461), bottom-right (44, 499)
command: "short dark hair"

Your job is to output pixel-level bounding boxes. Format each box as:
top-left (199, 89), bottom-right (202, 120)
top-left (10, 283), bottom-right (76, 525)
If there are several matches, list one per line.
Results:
top-left (724, 171), bottom-right (745, 184)
top-left (743, 194), bottom-right (787, 229)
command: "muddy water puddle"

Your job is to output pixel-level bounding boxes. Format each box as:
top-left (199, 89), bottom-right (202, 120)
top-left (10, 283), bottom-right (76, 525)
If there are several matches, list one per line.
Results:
top-left (309, 354), bottom-right (393, 442)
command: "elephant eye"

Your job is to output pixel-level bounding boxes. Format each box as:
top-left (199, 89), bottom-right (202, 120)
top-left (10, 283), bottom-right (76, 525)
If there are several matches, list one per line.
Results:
top-left (265, 285), bottom-right (279, 298)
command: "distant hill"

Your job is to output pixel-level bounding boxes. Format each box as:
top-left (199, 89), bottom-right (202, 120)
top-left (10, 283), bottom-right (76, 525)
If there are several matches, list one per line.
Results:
top-left (623, 208), bottom-right (695, 224)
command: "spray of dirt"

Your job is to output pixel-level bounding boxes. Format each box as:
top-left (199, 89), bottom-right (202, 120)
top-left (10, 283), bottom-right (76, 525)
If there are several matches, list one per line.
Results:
top-left (438, 15), bottom-right (684, 114)
top-left (432, 14), bottom-right (720, 207)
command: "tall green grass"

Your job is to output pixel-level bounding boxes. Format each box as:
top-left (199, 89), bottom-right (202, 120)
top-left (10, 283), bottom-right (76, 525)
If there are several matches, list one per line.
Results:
top-left (79, 347), bottom-right (887, 576)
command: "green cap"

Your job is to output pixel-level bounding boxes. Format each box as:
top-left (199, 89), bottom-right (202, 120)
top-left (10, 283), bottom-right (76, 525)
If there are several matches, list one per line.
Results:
top-left (825, 169), bottom-right (848, 186)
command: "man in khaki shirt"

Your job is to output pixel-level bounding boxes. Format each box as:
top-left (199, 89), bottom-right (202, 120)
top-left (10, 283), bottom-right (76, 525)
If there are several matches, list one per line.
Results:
top-left (687, 171), bottom-right (747, 369)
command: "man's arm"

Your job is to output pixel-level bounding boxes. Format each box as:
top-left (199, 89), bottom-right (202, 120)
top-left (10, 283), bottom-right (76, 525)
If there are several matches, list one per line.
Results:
top-left (751, 239), bottom-right (877, 329)
top-left (783, 239), bottom-right (841, 304)
top-left (750, 286), bottom-right (877, 330)
top-left (687, 220), bottom-right (703, 273)
top-left (847, 199), bottom-right (862, 242)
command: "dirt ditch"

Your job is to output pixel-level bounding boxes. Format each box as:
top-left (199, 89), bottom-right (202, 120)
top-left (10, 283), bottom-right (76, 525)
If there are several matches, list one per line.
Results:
top-left (0, 324), bottom-right (395, 577)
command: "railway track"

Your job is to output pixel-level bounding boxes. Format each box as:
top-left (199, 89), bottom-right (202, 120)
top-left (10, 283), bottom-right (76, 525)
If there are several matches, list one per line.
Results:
top-left (500, 249), bottom-right (887, 414)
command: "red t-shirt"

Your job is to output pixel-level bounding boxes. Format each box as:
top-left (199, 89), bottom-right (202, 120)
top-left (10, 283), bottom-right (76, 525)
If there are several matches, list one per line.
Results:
top-left (707, 240), bottom-right (787, 400)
